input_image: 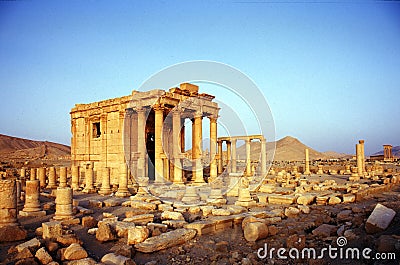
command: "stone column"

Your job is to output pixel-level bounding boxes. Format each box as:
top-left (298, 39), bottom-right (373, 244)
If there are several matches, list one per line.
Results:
top-left (30, 168), bottom-right (36, 181)
top-left (54, 187), bottom-right (73, 220)
top-left (0, 179), bottom-right (27, 242)
top-left (172, 110), bottom-right (183, 184)
top-left (20, 180), bottom-right (45, 217)
top-left (217, 140), bottom-right (223, 174)
top-left (356, 143), bottom-right (363, 177)
top-left (16, 180), bottom-right (23, 207)
top-left (245, 139), bottom-right (252, 176)
top-left (37, 168), bottom-right (46, 188)
top-left (20, 168), bottom-right (26, 179)
top-left (116, 163), bottom-right (130, 197)
top-left (231, 139), bottom-right (237, 173)
top-left (46, 167), bottom-right (57, 189)
top-left (304, 148), bottom-right (311, 175)
top-left (154, 106), bottom-right (164, 183)
top-left (83, 163), bottom-right (95, 193)
top-left (59, 167), bottom-right (67, 188)
top-left (71, 165), bottom-right (80, 190)
top-left (260, 138), bottom-right (267, 176)
top-left (226, 141), bottom-right (231, 173)
top-left (192, 112), bottom-right (204, 184)
top-left (209, 116), bottom-right (218, 180)
top-left (359, 140), bottom-right (365, 174)
top-left (0, 180), bottom-right (18, 225)
top-left (137, 108), bottom-right (147, 178)
top-left (99, 167), bottom-right (112, 195)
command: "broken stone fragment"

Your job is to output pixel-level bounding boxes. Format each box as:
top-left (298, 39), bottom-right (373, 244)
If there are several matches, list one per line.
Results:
top-left (312, 224), bottom-right (337, 238)
top-left (161, 211), bottom-right (184, 220)
top-left (16, 237), bottom-right (41, 253)
top-left (243, 222), bottom-right (269, 242)
top-left (63, 243), bottom-right (88, 261)
top-left (96, 222), bottom-right (117, 242)
top-left (35, 247), bottom-right (53, 265)
top-left (296, 194), bottom-right (315, 205)
top-left (127, 226), bottom-right (149, 245)
top-left (122, 214), bottom-right (154, 225)
top-left (284, 207), bottom-right (301, 218)
top-left (101, 253), bottom-right (136, 265)
top-left (211, 208), bottom-right (231, 216)
top-left (365, 203), bottom-right (396, 234)
top-left (135, 228), bottom-right (197, 253)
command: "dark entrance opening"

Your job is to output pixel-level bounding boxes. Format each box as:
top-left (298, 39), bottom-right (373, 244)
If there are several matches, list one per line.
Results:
top-left (145, 109), bottom-right (156, 181)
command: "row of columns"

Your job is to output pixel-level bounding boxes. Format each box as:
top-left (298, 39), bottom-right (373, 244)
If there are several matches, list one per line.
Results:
top-left (217, 137), bottom-right (267, 176)
top-left (150, 105), bottom-right (218, 185)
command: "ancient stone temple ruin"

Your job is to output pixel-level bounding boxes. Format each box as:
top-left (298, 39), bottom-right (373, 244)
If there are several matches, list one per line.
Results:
top-left (70, 83), bottom-right (220, 185)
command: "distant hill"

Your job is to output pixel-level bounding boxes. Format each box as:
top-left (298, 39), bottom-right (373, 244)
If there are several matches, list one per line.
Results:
top-left (0, 134), bottom-right (70, 160)
top-left (236, 136), bottom-right (349, 161)
top-left (372, 146), bottom-right (400, 157)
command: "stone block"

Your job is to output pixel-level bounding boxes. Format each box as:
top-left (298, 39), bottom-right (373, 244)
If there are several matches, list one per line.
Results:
top-left (162, 220), bottom-right (187, 229)
top-left (42, 221), bottom-right (62, 240)
top-left (123, 214), bottom-right (154, 226)
top-left (35, 247), bottom-right (53, 265)
top-left (161, 211), bottom-right (184, 221)
top-left (184, 220), bottom-right (216, 235)
top-left (96, 222), bottom-right (117, 242)
top-left (63, 243), bottom-right (88, 261)
top-left (127, 226), bottom-right (149, 245)
top-left (342, 194), bottom-right (356, 203)
top-left (212, 208), bottom-right (231, 216)
top-left (81, 216), bottom-right (97, 228)
top-left (16, 238), bottom-right (41, 253)
top-left (115, 221), bottom-right (136, 237)
top-left (365, 203), bottom-right (396, 234)
top-left (243, 222), bottom-right (269, 242)
top-left (268, 194), bottom-right (295, 205)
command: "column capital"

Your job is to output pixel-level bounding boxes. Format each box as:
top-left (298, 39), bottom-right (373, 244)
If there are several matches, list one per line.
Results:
top-left (208, 115), bottom-right (218, 122)
top-left (153, 104), bottom-right (165, 112)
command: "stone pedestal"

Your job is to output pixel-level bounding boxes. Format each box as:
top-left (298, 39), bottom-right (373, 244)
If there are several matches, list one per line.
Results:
top-left (317, 165), bottom-right (324, 175)
top-left (38, 168), bottom-right (46, 188)
top-left (235, 177), bottom-right (256, 207)
top-left (59, 167), bottom-right (67, 188)
top-left (181, 186), bottom-right (201, 204)
top-left (71, 166), bottom-right (80, 190)
top-left (83, 163), bottom-right (96, 193)
top-left (20, 180), bottom-right (46, 217)
top-left (46, 167), bottom-right (57, 189)
top-left (54, 187), bottom-right (74, 220)
top-left (207, 180), bottom-right (226, 205)
top-left (344, 165), bottom-right (351, 175)
top-left (226, 173), bottom-right (241, 197)
top-left (99, 168), bottom-right (112, 195)
top-left (115, 164), bottom-right (131, 197)
top-left (0, 179), bottom-right (27, 242)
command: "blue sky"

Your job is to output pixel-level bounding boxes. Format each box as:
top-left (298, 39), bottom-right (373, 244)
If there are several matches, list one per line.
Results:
top-left (0, 1), bottom-right (399, 155)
